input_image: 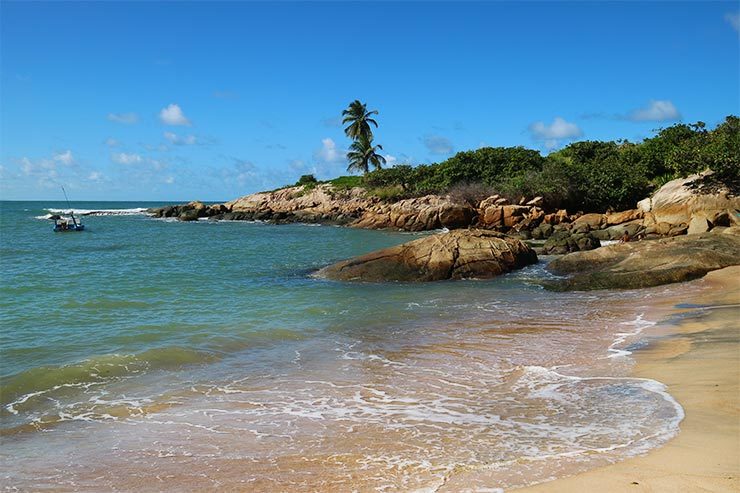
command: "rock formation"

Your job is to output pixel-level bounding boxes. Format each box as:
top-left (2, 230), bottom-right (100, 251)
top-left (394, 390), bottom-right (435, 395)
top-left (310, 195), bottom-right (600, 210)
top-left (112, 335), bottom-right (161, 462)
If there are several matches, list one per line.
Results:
top-left (317, 229), bottom-right (537, 282)
top-left (546, 228), bottom-right (740, 291)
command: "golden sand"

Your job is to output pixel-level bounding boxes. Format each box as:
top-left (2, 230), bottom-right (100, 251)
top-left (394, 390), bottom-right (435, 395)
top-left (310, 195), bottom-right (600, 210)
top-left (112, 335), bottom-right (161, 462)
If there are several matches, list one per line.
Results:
top-left (512, 266), bottom-right (740, 492)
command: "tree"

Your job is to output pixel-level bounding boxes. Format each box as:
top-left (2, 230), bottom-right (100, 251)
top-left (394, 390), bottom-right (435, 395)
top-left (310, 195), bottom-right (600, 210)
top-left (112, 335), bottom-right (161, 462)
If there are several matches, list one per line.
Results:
top-left (342, 100), bottom-right (379, 141)
top-left (347, 135), bottom-right (386, 174)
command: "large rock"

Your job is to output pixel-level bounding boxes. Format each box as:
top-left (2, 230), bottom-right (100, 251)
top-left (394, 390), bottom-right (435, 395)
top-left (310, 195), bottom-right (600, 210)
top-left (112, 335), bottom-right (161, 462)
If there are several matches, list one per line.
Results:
top-left (546, 230), bottom-right (740, 291)
top-left (317, 229), bottom-right (538, 282)
top-left (637, 172), bottom-right (740, 226)
top-left (353, 195), bottom-right (476, 231)
top-left (542, 231), bottom-right (600, 255)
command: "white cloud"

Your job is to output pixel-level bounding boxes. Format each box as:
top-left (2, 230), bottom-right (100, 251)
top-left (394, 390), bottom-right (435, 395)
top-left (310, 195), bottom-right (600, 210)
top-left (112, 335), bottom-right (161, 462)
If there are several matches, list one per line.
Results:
top-left (627, 100), bottom-right (681, 122)
top-left (529, 117), bottom-right (582, 140)
top-left (726, 12), bottom-right (740, 32)
top-left (143, 143), bottom-right (169, 152)
top-left (528, 117), bottom-right (582, 150)
top-left (159, 103), bottom-right (191, 126)
top-left (384, 154), bottom-right (398, 167)
top-left (107, 112), bottom-right (138, 124)
top-left (105, 138), bottom-right (120, 147)
top-left (313, 138), bottom-right (345, 164)
top-left (16, 152), bottom-right (80, 188)
top-left (164, 131), bottom-right (197, 145)
top-left (52, 150), bottom-right (75, 165)
top-left (164, 176), bottom-right (175, 184)
top-left (222, 159), bottom-right (259, 187)
top-left (423, 135), bottom-right (453, 155)
top-left (111, 152), bottom-right (143, 165)
top-left (88, 171), bottom-right (103, 181)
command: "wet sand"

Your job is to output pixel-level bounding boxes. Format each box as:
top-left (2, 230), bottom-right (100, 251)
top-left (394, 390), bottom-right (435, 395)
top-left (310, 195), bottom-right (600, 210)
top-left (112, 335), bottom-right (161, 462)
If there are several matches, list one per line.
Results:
top-left (512, 266), bottom-right (740, 492)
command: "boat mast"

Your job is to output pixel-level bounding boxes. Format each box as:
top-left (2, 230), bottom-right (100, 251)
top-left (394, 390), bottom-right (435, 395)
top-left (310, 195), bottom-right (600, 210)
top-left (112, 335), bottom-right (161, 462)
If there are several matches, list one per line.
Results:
top-left (61, 186), bottom-right (78, 227)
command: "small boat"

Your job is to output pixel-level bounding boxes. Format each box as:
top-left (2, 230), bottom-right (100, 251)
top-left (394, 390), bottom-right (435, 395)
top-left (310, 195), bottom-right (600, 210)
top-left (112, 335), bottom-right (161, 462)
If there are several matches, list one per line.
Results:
top-left (51, 214), bottom-right (85, 232)
top-left (52, 186), bottom-right (85, 232)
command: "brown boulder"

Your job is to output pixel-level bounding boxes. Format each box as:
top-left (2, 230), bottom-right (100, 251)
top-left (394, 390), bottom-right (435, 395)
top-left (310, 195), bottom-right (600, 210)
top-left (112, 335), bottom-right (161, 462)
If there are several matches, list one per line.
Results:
top-left (572, 213), bottom-right (605, 231)
top-left (637, 172), bottom-right (740, 225)
top-left (687, 215), bottom-right (712, 235)
top-left (317, 229), bottom-right (538, 282)
top-left (605, 209), bottom-right (643, 226)
top-left (546, 231), bottom-right (740, 291)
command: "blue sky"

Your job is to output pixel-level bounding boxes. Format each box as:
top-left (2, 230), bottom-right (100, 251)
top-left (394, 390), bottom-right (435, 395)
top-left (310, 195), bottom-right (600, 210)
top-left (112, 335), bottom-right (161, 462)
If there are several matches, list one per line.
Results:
top-left (1, 1), bottom-right (738, 201)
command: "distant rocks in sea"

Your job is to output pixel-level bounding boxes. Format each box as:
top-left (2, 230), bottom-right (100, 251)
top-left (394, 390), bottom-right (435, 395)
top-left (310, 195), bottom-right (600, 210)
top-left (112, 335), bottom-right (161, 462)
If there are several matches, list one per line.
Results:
top-left (317, 229), bottom-right (538, 282)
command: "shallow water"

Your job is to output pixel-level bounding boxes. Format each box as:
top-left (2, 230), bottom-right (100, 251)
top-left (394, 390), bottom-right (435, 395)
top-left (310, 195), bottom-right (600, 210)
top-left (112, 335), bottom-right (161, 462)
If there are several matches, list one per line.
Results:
top-left (0, 201), bottom-right (705, 491)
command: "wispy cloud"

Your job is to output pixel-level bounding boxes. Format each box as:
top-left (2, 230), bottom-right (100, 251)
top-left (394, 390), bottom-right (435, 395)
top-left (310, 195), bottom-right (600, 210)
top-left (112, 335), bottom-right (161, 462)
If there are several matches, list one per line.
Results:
top-left (107, 112), bottom-right (138, 124)
top-left (14, 151), bottom-right (85, 188)
top-left (159, 103), bottom-right (191, 126)
top-left (313, 138), bottom-right (345, 164)
top-left (164, 131), bottom-right (197, 146)
top-left (53, 150), bottom-right (75, 165)
top-left (726, 11), bottom-right (740, 32)
top-left (627, 100), bottom-right (681, 122)
top-left (105, 138), bottom-right (120, 147)
top-left (423, 135), bottom-right (454, 155)
top-left (111, 152), bottom-right (143, 165)
top-left (221, 158), bottom-right (259, 187)
top-left (529, 117), bottom-right (582, 150)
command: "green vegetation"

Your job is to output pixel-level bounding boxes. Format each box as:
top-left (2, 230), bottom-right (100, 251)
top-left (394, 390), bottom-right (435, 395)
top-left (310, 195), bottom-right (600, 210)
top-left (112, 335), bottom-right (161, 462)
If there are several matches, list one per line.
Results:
top-left (296, 174), bottom-right (318, 186)
top-left (285, 116), bottom-right (737, 213)
top-left (359, 116), bottom-right (739, 212)
top-left (347, 135), bottom-right (386, 174)
top-left (342, 100), bottom-right (385, 173)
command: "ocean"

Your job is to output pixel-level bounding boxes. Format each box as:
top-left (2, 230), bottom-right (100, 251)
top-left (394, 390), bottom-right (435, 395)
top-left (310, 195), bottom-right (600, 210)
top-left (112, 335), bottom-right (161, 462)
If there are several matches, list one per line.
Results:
top-left (0, 201), bottom-right (702, 491)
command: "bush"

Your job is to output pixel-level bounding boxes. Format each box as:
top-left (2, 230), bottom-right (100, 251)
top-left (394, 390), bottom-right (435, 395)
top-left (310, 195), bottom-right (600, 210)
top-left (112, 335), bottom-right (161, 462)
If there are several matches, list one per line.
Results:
top-left (368, 185), bottom-right (408, 202)
top-left (296, 174), bottom-right (318, 186)
top-left (447, 182), bottom-right (495, 206)
top-left (324, 175), bottom-right (364, 190)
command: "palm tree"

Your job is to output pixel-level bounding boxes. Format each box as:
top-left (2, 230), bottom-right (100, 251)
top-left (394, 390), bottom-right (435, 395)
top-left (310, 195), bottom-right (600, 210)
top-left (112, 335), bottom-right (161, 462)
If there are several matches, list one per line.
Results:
top-left (347, 135), bottom-right (386, 174)
top-left (342, 100), bottom-right (379, 141)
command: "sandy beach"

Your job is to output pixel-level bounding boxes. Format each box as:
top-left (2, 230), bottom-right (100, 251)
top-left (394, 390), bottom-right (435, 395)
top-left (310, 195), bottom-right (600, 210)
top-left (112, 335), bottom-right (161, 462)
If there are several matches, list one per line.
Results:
top-left (512, 266), bottom-right (740, 492)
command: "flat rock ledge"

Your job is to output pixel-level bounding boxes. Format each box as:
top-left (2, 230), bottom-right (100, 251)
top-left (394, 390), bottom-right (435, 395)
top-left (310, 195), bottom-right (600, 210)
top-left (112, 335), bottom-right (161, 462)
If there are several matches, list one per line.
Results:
top-left (545, 228), bottom-right (740, 291)
top-left (316, 229), bottom-right (538, 282)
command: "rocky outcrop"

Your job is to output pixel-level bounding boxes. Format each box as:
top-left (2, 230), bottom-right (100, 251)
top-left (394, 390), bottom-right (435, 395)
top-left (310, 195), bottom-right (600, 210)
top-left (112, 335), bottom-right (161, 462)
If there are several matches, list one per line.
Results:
top-left (352, 195), bottom-right (476, 231)
top-left (638, 172), bottom-right (739, 227)
top-left (545, 228), bottom-right (740, 291)
top-left (149, 171), bottom-right (738, 243)
top-left (317, 229), bottom-right (538, 282)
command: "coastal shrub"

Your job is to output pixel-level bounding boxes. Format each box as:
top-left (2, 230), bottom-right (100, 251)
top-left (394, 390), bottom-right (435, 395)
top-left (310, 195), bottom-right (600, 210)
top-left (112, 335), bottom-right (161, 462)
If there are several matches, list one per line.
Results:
top-left (547, 141), bottom-right (652, 212)
top-left (424, 147), bottom-right (545, 191)
top-left (296, 174), bottom-right (318, 186)
top-left (324, 175), bottom-right (364, 190)
top-left (494, 163), bottom-right (573, 209)
top-left (363, 165), bottom-right (415, 191)
top-left (368, 185), bottom-right (408, 202)
top-left (298, 115), bottom-right (738, 212)
top-left (447, 182), bottom-right (495, 206)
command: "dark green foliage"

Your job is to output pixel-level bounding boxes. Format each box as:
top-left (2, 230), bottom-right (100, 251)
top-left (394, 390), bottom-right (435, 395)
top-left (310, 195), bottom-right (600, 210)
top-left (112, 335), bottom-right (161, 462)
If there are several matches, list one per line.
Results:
top-left (362, 165), bottom-right (415, 190)
top-left (347, 135), bottom-right (386, 174)
top-left (296, 174), bottom-right (318, 186)
top-left (342, 100), bottom-right (378, 141)
top-left (359, 116), bottom-right (737, 212)
top-left (546, 141), bottom-right (652, 212)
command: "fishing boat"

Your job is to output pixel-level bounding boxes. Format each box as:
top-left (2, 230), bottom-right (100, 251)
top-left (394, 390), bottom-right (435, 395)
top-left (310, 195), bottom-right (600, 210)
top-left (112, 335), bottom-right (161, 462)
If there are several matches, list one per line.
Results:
top-left (51, 214), bottom-right (85, 232)
top-left (51, 187), bottom-right (85, 232)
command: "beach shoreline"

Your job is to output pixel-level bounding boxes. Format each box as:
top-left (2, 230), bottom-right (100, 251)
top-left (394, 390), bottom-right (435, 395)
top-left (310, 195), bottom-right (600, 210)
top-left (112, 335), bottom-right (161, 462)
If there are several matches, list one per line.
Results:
top-left (511, 266), bottom-right (740, 492)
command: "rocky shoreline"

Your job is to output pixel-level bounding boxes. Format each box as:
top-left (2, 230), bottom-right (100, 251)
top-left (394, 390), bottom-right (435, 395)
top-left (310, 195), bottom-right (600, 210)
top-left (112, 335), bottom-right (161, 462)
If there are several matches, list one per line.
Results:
top-left (150, 172), bottom-right (740, 289)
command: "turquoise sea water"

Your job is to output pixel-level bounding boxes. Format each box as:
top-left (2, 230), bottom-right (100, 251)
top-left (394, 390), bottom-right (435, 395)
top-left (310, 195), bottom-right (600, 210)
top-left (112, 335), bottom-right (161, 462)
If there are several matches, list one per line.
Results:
top-left (0, 201), bottom-right (699, 491)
